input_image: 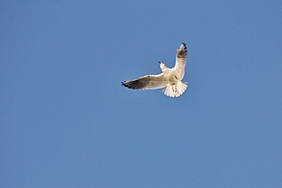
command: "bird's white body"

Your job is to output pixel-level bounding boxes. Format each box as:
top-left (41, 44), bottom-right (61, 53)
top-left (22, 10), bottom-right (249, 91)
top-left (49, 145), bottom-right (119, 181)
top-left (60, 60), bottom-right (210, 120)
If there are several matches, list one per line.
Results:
top-left (122, 43), bottom-right (188, 98)
top-left (159, 62), bottom-right (187, 97)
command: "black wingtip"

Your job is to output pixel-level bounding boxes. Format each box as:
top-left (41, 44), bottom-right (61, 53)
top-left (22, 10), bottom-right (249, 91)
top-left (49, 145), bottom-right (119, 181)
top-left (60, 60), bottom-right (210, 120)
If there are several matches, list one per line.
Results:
top-left (181, 43), bottom-right (187, 52)
top-left (122, 81), bottom-right (130, 88)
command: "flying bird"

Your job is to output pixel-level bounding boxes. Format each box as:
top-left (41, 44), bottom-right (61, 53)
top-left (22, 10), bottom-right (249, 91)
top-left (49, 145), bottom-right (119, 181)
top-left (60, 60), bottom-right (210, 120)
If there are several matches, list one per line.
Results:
top-left (122, 43), bottom-right (188, 97)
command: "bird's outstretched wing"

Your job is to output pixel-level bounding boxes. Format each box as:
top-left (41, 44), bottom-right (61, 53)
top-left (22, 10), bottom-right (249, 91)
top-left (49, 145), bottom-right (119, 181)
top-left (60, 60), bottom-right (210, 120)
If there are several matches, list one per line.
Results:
top-left (171, 43), bottom-right (187, 80)
top-left (122, 73), bottom-right (167, 90)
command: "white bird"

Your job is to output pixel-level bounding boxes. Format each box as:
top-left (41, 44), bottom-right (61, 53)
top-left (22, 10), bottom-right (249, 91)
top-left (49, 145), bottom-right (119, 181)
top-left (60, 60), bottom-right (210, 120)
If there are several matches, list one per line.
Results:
top-left (122, 43), bottom-right (188, 97)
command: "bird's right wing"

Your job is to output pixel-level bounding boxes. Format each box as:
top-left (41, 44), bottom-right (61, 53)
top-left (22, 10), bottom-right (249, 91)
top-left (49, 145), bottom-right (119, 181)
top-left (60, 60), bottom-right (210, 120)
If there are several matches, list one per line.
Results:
top-left (122, 73), bottom-right (167, 90)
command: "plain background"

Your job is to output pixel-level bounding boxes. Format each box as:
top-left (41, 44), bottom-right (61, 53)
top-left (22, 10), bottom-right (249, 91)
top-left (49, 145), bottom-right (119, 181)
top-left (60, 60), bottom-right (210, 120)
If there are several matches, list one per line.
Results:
top-left (1, 1), bottom-right (282, 187)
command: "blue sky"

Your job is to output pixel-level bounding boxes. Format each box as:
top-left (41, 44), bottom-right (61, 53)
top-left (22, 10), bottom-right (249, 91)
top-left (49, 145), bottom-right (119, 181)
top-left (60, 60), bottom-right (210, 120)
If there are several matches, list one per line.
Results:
top-left (1, 1), bottom-right (282, 187)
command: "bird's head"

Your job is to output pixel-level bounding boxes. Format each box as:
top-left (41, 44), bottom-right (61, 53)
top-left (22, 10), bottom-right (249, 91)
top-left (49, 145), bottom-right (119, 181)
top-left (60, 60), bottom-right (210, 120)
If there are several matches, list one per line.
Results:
top-left (159, 61), bottom-right (166, 70)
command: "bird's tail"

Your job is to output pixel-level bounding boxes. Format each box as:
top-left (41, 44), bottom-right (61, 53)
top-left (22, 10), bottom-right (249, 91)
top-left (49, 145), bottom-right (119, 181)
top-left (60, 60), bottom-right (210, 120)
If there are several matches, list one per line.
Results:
top-left (162, 81), bottom-right (188, 97)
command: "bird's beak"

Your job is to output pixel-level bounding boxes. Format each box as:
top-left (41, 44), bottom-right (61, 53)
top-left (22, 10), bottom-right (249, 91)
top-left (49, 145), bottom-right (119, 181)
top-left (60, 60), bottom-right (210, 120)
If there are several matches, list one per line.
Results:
top-left (158, 61), bottom-right (161, 64)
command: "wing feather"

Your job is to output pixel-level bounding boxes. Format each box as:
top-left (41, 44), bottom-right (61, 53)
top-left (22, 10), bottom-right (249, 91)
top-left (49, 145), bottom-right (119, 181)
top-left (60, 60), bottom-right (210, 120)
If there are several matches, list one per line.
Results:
top-left (122, 73), bottom-right (167, 90)
top-left (172, 43), bottom-right (187, 80)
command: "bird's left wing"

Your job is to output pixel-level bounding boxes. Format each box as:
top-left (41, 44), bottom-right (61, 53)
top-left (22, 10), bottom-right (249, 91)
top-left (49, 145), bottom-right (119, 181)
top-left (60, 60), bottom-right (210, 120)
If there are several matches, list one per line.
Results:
top-left (122, 73), bottom-right (167, 90)
top-left (171, 43), bottom-right (187, 80)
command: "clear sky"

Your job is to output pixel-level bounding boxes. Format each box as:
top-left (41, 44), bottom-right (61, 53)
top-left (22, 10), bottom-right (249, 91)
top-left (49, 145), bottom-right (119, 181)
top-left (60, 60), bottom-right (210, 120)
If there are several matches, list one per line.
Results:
top-left (1, 1), bottom-right (282, 187)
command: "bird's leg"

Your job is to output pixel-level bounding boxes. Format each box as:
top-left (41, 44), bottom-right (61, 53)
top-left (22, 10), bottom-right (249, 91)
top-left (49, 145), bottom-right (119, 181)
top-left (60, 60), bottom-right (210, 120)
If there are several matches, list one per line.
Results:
top-left (174, 86), bottom-right (178, 93)
top-left (172, 85), bottom-right (177, 93)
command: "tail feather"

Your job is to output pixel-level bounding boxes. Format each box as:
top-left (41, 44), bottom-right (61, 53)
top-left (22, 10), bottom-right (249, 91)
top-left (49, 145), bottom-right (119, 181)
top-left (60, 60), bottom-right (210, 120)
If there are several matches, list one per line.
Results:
top-left (162, 81), bottom-right (188, 97)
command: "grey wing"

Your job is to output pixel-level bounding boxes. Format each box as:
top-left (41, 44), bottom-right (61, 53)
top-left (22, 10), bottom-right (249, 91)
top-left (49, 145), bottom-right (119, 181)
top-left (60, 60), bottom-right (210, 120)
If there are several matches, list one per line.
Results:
top-left (171, 43), bottom-right (187, 80)
top-left (122, 73), bottom-right (167, 90)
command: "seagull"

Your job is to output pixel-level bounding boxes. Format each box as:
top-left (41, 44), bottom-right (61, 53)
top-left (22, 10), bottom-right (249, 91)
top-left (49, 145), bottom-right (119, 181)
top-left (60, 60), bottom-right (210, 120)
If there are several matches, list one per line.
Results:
top-left (122, 43), bottom-right (188, 97)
